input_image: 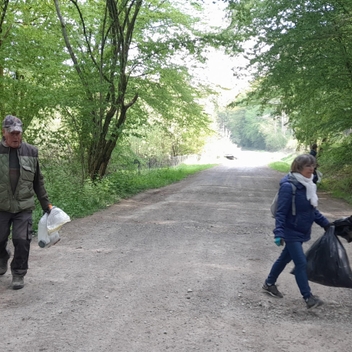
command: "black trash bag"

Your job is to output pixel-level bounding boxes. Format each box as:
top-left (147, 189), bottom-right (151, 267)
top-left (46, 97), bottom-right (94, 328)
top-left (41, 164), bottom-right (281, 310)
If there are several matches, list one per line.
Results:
top-left (333, 215), bottom-right (352, 243)
top-left (291, 226), bottom-right (352, 288)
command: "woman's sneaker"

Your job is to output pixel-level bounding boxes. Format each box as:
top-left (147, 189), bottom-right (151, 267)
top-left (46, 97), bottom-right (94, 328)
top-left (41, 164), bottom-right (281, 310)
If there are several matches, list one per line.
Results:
top-left (262, 282), bottom-right (283, 298)
top-left (305, 295), bottom-right (323, 309)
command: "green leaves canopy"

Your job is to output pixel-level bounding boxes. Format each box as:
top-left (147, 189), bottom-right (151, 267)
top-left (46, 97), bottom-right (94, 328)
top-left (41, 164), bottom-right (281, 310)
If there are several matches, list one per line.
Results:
top-left (1, 0), bottom-right (218, 179)
top-left (226, 0), bottom-right (352, 147)
top-left (53, 0), bottom-right (215, 178)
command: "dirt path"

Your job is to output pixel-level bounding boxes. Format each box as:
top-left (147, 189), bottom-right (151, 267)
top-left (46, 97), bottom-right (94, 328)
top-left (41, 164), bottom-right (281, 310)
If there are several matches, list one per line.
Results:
top-left (1, 151), bottom-right (352, 352)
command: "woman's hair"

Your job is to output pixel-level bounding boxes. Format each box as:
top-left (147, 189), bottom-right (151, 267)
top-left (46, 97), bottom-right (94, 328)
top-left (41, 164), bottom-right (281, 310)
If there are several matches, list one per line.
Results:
top-left (291, 154), bottom-right (316, 172)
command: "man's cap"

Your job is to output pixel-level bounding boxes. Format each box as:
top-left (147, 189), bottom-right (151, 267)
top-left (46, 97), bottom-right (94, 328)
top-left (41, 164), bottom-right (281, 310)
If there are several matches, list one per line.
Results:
top-left (2, 115), bottom-right (23, 133)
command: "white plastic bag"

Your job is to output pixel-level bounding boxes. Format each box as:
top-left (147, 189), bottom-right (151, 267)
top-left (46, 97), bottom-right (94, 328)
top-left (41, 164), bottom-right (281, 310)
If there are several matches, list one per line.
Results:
top-left (316, 170), bottom-right (323, 183)
top-left (38, 213), bottom-right (50, 248)
top-left (47, 206), bottom-right (71, 234)
top-left (37, 206), bottom-right (70, 248)
top-left (38, 214), bottom-right (60, 248)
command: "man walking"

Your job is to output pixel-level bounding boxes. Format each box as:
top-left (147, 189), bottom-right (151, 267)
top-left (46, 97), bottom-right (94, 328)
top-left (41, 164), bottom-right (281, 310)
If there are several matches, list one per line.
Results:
top-left (0, 115), bottom-right (52, 289)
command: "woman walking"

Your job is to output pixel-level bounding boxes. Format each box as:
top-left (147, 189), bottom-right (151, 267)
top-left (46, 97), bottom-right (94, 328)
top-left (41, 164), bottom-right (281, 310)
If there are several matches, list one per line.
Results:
top-left (263, 154), bottom-right (330, 309)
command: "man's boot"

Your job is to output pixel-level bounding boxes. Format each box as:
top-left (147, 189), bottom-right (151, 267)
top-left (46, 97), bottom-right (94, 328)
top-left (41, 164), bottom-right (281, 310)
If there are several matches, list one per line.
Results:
top-left (12, 275), bottom-right (24, 290)
top-left (0, 249), bottom-right (11, 275)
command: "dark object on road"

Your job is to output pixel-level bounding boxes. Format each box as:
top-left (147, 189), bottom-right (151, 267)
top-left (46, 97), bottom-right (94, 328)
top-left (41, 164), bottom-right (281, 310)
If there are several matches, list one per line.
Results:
top-left (332, 216), bottom-right (352, 243)
top-left (224, 154), bottom-right (236, 160)
top-left (291, 226), bottom-right (352, 288)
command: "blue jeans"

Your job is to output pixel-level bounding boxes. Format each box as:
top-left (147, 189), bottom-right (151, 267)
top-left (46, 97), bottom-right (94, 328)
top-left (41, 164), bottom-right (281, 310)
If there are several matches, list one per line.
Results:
top-left (266, 241), bottom-right (311, 299)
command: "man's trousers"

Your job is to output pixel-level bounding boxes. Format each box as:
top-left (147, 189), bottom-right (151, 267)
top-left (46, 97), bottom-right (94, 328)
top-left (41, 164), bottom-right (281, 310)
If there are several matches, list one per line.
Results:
top-left (0, 211), bottom-right (33, 277)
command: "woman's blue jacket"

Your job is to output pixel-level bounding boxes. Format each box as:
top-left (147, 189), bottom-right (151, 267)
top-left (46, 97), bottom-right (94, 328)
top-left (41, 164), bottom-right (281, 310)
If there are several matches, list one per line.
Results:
top-left (274, 173), bottom-right (329, 243)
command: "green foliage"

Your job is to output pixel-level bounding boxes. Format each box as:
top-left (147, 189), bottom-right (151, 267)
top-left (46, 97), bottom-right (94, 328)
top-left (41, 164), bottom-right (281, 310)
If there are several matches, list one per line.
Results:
top-left (221, 0), bottom-right (352, 200)
top-left (281, 154), bottom-right (297, 165)
top-left (101, 121), bottom-right (212, 175)
top-left (259, 119), bottom-right (289, 151)
top-left (51, 0), bottom-right (218, 179)
top-left (218, 107), bottom-right (265, 149)
top-left (225, 0), bottom-right (352, 144)
top-left (314, 137), bottom-right (352, 202)
top-left (1, 1), bottom-right (218, 182)
top-left (268, 153), bottom-right (297, 173)
top-left (268, 161), bottom-right (290, 173)
top-left (219, 97), bottom-right (290, 151)
top-left (0, 0), bottom-right (67, 121)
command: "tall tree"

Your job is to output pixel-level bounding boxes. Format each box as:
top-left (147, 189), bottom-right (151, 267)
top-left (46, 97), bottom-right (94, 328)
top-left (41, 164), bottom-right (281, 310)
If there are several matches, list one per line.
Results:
top-left (225, 0), bottom-right (352, 147)
top-left (53, 0), bottom-right (213, 179)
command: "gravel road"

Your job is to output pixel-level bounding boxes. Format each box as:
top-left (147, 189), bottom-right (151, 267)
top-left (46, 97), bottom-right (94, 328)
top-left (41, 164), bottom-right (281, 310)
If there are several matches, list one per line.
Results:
top-left (1, 151), bottom-right (352, 352)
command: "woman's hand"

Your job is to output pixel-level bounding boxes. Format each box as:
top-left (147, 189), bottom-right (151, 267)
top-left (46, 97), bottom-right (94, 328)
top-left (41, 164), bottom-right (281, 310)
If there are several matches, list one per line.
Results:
top-left (274, 237), bottom-right (285, 246)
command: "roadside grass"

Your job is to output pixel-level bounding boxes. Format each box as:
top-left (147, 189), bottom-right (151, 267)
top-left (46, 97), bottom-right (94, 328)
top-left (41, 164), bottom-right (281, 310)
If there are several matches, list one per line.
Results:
top-left (268, 153), bottom-right (296, 173)
top-left (33, 163), bottom-right (216, 232)
top-left (268, 161), bottom-right (290, 173)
